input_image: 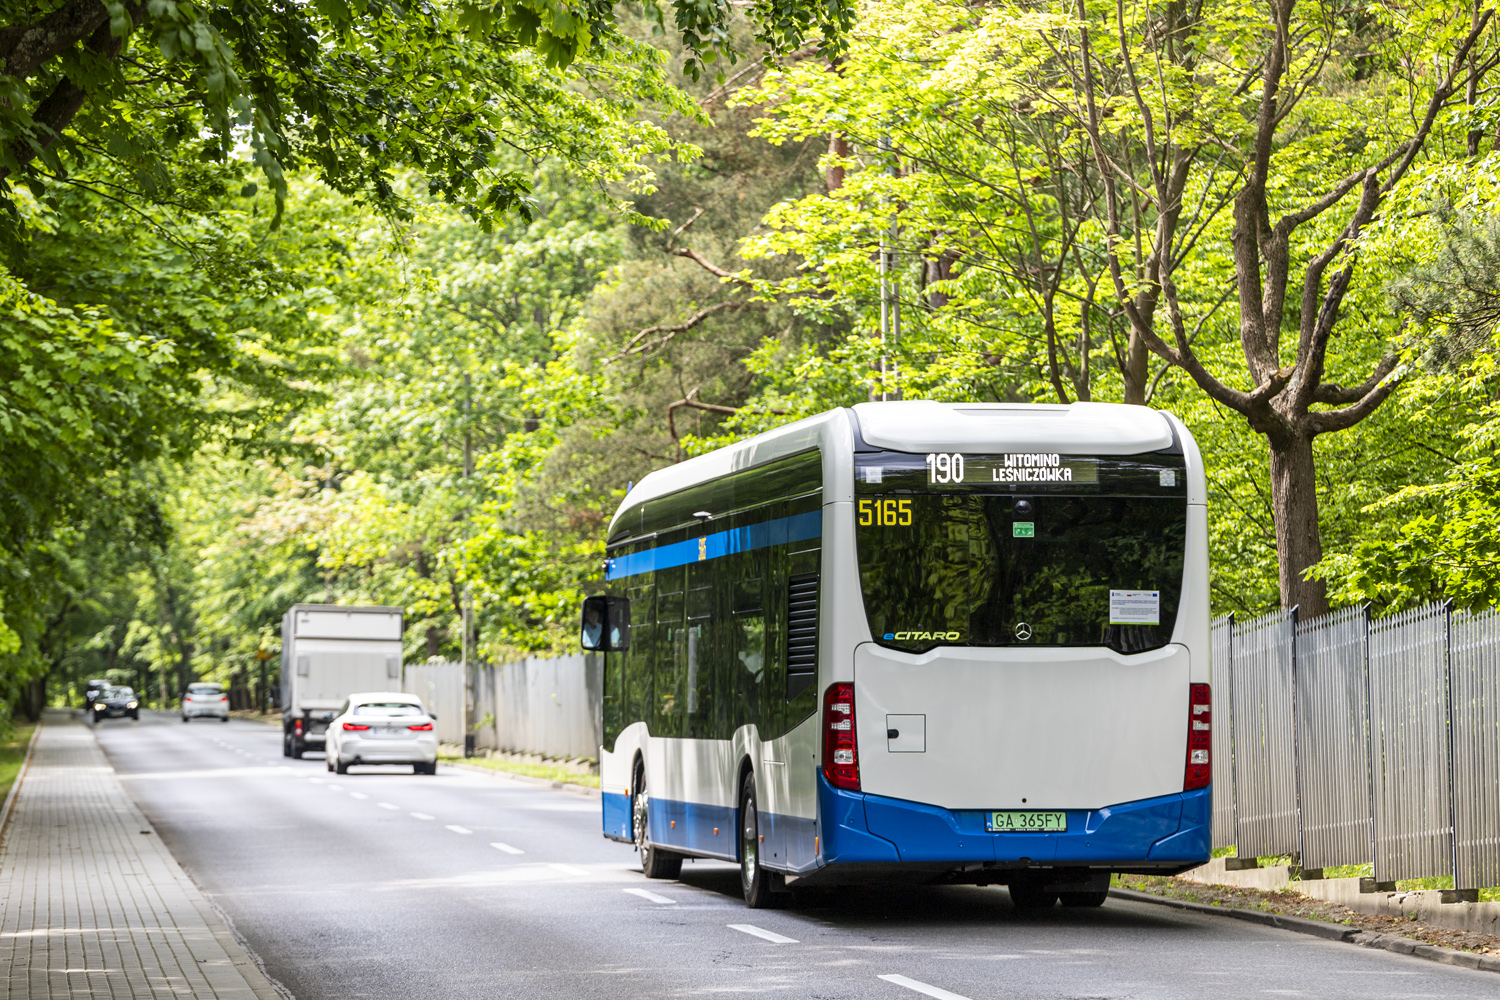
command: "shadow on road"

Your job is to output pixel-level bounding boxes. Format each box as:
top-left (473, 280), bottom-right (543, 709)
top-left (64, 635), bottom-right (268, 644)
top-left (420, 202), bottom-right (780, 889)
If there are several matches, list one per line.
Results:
top-left (672, 866), bottom-right (1186, 931)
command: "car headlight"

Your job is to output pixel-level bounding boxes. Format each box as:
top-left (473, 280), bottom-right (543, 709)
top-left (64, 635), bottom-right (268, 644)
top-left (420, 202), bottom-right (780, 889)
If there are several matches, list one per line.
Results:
top-left (127, 702), bottom-right (137, 709)
top-left (94, 703), bottom-right (105, 710)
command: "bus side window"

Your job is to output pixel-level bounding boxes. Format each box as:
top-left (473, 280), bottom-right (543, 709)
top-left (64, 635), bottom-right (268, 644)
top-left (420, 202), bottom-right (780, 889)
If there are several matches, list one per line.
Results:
top-left (656, 570), bottom-right (685, 737)
top-left (626, 584), bottom-right (654, 728)
top-left (732, 576), bottom-right (763, 614)
top-left (732, 614), bottom-right (767, 731)
top-left (686, 565), bottom-right (713, 735)
top-left (602, 649), bottom-right (622, 749)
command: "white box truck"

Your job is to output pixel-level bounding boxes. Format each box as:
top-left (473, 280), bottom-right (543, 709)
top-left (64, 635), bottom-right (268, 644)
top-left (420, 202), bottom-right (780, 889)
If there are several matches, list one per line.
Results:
top-left (281, 604), bottom-right (404, 758)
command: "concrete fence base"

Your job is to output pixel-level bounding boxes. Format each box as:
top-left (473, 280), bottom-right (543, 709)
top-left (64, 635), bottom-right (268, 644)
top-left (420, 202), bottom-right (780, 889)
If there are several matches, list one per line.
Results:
top-left (1181, 856), bottom-right (1500, 936)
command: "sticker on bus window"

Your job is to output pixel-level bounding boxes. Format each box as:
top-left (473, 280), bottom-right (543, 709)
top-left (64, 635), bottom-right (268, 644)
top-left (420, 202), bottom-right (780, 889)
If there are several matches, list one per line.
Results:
top-left (1110, 590), bottom-right (1160, 625)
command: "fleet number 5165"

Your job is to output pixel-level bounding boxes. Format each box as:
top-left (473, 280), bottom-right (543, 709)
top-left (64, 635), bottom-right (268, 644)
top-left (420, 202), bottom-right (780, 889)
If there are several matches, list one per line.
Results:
top-left (859, 498), bottom-right (912, 526)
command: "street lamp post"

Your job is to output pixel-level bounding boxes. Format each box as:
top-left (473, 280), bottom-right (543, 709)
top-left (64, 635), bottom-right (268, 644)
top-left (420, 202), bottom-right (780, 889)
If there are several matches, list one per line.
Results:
top-left (462, 372), bottom-right (477, 759)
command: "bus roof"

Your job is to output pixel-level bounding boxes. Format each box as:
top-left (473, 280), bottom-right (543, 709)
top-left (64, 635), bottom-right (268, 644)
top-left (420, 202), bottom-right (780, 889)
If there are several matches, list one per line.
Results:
top-left (852, 401), bottom-right (1175, 455)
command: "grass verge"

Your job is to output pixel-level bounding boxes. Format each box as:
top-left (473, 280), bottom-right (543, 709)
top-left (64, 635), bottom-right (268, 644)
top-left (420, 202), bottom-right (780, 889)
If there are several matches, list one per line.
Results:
top-left (0, 724), bottom-right (37, 804)
top-left (437, 751), bottom-right (600, 789)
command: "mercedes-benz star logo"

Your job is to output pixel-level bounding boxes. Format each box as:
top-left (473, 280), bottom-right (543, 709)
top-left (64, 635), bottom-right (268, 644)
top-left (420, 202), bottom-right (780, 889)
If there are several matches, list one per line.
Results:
top-left (1015, 622), bottom-right (1032, 640)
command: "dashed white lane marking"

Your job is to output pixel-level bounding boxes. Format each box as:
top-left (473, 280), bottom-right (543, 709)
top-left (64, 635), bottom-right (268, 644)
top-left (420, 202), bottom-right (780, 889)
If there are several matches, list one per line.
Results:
top-left (548, 863), bottom-right (589, 876)
top-left (728, 924), bottom-right (798, 944)
top-left (410, 812), bottom-right (436, 821)
top-left (878, 975), bottom-right (972, 1000)
top-left (309, 778), bottom-right (324, 784)
top-left (624, 888), bottom-right (676, 905)
top-left (445, 825), bottom-right (472, 835)
top-left (377, 802), bottom-right (399, 810)
top-left (327, 784), bottom-right (343, 791)
top-left (350, 792), bottom-right (369, 800)
top-left (491, 842), bottom-right (524, 855)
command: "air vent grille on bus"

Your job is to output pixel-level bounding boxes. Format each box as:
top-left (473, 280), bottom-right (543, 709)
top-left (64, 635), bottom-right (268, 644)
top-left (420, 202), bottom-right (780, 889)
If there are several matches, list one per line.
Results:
top-left (786, 573), bottom-right (819, 699)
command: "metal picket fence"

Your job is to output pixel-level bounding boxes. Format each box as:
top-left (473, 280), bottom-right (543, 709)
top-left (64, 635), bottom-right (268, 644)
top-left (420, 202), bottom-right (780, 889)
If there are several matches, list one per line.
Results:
top-left (1212, 601), bottom-right (1500, 889)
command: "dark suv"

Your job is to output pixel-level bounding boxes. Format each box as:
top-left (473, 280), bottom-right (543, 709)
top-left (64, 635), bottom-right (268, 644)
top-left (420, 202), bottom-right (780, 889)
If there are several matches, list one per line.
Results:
top-left (92, 686), bottom-right (139, 723)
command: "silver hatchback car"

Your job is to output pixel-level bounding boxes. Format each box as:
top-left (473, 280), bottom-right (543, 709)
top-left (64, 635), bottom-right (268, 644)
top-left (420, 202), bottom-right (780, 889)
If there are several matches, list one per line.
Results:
top-left (324, 693), bottom-right (439, 775)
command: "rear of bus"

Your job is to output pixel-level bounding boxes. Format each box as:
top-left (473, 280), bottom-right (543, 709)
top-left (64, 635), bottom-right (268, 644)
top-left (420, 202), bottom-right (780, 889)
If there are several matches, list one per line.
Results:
top-left (817, 402), bottom-right (1210, 897)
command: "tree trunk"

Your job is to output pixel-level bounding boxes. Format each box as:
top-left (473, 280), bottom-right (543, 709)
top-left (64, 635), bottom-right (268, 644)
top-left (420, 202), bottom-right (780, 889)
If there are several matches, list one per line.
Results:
top-left (826, 134), bottom-right (848, 192)
top-left (1122, 326), bottom-right (1149, 404)
top-left (176, 642), bottom-right (193, 700)
top-left (19, 674), bottom-right (45, 721)
top-left (1268, 432), bottom-right (1329, 617)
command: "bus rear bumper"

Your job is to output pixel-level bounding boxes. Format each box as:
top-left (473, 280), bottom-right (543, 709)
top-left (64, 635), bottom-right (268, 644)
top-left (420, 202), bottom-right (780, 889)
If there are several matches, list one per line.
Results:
top-left (816, 774), bottom-right (1209, 877)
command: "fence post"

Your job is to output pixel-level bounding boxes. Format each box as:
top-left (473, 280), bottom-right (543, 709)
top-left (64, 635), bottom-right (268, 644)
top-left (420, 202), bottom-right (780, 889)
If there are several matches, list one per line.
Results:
top-left (1361, 604), bottom-right (1375, 872)
top-left (1227, 612), bottom-right (1237, 848)
top-left (1288, 605), bottom-right (1304, 865)
top-left (1443, 599), bottom-right (1460, 888)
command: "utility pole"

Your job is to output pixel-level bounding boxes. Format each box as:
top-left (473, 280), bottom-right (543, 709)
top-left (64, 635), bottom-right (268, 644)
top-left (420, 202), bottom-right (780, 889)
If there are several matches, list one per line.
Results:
top-left (877, 135), bottom-right (901, 401)
top-left (255, 647), bottom-right (270, 715)
top-left (462, 372), bottom-right (477, 758)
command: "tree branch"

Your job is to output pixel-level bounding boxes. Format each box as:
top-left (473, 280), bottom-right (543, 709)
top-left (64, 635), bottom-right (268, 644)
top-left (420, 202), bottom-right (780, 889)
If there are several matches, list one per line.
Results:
top-left (668, 247), bottom-right (753, 287)
top-left (1311, 354), bottom-right (1400, 405)
top-left (1, 0), bottom-right (110, 80)
top-left (615, 301), bottom-right (762, 357)
top-left (1309, 368), bottom-right (1404, 435)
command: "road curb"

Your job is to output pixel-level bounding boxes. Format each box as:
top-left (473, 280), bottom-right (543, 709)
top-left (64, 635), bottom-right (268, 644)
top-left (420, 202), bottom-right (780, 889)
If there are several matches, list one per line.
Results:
top-left (1111, 887), bottom-right (1500, 973)
top-left (439, 759), bottom-right (601, 798)
top-left (0, 720), bottom-right (43, 847)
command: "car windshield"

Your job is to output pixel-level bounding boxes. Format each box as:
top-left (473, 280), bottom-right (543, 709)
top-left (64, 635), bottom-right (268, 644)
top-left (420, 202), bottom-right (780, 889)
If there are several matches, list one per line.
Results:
top-left (352, 702), bottom-right (423, 717)
top-left (855, 450), bottom-right (1188, 654)
top-left (188, 685), bottom-right (221, 695)
top-left (106, 688), bottom-right (133, 699)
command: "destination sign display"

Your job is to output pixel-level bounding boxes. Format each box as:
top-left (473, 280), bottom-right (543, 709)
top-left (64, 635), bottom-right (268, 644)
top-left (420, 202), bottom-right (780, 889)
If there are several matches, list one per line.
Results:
top-left (855, 450), bottom-right (1184, 495)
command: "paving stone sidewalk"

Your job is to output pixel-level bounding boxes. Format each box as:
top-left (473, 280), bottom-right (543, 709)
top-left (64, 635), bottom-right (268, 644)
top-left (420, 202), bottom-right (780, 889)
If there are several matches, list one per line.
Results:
top-left (0, 711), bottom-right (284, 999)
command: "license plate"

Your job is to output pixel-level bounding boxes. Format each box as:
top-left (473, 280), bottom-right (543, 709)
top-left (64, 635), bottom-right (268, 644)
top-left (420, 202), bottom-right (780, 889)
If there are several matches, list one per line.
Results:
top-left (986, 811), bottom-right (1066, 832)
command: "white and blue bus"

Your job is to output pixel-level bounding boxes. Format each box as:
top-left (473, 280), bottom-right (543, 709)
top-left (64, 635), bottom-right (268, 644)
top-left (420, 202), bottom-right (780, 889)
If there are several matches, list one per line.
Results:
top-left (580, 401), bottom-right (1211, 908)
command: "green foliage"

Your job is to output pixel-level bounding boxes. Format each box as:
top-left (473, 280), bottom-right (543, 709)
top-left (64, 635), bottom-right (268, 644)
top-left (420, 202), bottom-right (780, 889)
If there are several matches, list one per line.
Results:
top-left (16, 0), bottom-right (1500, 717)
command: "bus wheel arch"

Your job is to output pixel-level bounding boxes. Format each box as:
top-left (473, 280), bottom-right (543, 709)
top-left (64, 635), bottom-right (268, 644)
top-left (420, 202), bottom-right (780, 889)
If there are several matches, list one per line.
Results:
top-left (632, 753), bottom-right (681, 880)
top-left (737, 764), bottom-right (782, 907)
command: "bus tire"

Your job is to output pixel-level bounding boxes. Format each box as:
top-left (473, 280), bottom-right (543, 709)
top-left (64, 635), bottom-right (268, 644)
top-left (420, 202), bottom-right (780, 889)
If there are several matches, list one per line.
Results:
top-left (1007, 879), bottom-right (1058, 912)
top-left (634, 758), bottom-right (682, 879)
top-left (1059, 889), bottom-right (1108, 908)
top-left (738, 772), bottom-right (781, 908)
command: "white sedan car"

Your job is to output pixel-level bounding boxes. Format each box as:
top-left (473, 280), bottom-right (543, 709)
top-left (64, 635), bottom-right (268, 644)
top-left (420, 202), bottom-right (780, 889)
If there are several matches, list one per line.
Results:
top-left (181, 683), bottom-right (230, 722)
top-left (324, 693), bottom-right (439, 775)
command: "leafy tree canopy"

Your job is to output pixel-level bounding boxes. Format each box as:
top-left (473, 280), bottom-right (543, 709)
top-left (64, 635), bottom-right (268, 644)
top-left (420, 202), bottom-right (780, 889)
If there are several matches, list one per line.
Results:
top-left (0, 0), bottom-right (852, 236)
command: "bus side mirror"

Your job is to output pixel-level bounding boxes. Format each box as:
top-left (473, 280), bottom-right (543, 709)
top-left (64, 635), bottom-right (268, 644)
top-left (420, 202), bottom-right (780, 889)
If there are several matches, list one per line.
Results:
top-left (581, 595), bottom-right (630, 652)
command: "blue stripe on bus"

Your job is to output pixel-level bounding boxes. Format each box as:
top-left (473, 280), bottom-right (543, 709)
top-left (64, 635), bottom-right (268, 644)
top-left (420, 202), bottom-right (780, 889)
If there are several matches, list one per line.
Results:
top-left (605, 509), bottom-right (822, 581)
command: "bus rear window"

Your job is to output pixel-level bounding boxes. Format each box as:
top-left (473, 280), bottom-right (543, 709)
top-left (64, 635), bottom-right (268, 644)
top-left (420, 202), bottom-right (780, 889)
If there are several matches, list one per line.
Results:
top-left (856, 453), bottom-right (1187, 654)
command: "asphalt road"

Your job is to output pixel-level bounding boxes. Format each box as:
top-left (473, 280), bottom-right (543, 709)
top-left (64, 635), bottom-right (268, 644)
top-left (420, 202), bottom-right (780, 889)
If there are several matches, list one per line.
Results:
top-left (91, 711), bottom-right (1496, 1000)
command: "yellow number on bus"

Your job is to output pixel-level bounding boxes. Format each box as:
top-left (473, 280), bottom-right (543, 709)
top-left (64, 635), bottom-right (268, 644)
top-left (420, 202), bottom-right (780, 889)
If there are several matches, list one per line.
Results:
top-left (861, 498), bottom-right (912, 527)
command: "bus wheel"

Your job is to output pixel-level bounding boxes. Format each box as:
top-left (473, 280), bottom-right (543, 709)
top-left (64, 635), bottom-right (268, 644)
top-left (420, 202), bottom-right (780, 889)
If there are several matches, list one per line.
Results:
top-left (1007, 879), bottom-right (1058, 912)
top-left (633, 758), bottom-right (681, 879)
top-left (738, 772), bottom-right (782, 908)
top-left (1058, 889), bottom-right (1108, 908)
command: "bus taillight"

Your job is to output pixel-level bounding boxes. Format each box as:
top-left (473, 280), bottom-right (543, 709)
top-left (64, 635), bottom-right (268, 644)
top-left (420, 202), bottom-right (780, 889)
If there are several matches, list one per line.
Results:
top-left (1185, 683), bottom-right (1211, 791)
top-left (822, 683), bottom-right (860, 791)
